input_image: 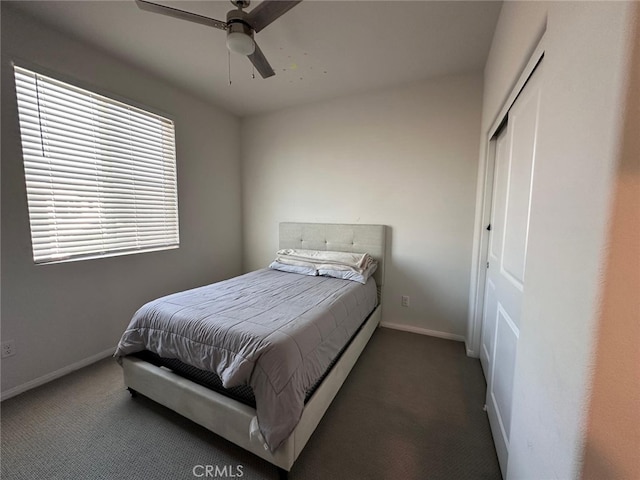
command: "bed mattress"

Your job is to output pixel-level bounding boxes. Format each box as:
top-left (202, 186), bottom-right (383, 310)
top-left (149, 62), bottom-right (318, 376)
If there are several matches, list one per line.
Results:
top-left (114, 268), bottom-right (377, 451)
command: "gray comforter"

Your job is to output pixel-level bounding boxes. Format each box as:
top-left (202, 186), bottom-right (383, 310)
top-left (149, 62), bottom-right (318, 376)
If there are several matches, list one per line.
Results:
top-left (114, 268), bottom-right (377, 451)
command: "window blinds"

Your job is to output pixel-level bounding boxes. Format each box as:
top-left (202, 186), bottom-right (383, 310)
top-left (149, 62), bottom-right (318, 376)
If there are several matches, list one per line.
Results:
top-left (14, 65), bottom-right (179, 264)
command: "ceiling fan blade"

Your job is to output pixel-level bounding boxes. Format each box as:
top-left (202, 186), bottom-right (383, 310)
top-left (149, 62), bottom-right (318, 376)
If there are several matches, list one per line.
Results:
top-left (247, 0), bottom-right (302, 33)
top-left (248, 42), bottom-right (275, 78)
top-left (135, 0), bottom-right (227, 30)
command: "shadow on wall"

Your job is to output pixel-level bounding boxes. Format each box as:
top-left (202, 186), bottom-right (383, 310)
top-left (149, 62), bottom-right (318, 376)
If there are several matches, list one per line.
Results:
top-left (581, 6), bottom-right (640, 480)
top-left (385, 262), bottom-right (465, 331)
top-left (383, 217), bottom-right (470, 336)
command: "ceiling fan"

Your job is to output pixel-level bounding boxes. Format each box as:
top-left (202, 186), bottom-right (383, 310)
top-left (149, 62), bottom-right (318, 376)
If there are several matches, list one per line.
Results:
top-left (135, 0), bottom-right (302, 78)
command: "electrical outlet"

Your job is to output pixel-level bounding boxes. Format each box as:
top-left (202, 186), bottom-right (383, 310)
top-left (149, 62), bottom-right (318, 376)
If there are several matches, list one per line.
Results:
top-left (401, 295), bottom-right (410, 307)
top-left (1, 340), bottom-right (16, 358)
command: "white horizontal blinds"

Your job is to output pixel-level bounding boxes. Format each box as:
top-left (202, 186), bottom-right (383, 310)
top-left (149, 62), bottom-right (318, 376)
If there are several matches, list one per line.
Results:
top-left (14, 65), bottom-right (179, 264)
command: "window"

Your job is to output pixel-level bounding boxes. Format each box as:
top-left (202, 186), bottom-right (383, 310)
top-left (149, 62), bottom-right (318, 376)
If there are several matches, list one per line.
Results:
top-left (13, 65), bottom-right (179, 264)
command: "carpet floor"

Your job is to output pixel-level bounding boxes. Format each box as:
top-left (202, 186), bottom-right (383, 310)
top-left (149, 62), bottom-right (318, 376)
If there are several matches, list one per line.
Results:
top-left (1, 328), bottom-right (501, 480)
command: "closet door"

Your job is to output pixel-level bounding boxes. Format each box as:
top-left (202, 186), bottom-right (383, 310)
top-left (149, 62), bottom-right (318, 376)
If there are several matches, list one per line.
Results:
top-left (480, 126), bottom-right (508, 378)
top-left (483, 63), bottom-right (543, 475)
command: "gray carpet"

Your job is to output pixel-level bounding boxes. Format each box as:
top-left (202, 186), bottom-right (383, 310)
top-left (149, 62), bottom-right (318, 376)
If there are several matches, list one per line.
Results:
top-left (1, 328), bottom-right (501, 480)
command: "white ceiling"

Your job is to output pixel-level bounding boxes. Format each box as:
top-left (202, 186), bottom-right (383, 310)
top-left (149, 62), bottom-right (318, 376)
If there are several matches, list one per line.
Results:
top-left (8, 0), bottom-right (502, 117)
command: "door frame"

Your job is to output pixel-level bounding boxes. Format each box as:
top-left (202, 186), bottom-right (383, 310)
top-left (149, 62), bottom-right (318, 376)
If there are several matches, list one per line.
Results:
top-left (466, 35), bottom-right (547, 358)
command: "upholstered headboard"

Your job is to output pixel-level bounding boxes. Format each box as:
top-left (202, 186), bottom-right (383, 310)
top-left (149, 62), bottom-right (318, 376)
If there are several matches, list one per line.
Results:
top-left (279, 222), bottom-right (387, 286)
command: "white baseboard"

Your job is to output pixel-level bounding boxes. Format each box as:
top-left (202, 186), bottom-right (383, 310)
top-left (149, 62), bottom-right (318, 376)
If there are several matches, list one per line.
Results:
top-left (466, 346), bottom-right (480, 358)
top-left (379, 322), bottom-right (466, 343)
top-left (1, 347), bottom-right (115, 402)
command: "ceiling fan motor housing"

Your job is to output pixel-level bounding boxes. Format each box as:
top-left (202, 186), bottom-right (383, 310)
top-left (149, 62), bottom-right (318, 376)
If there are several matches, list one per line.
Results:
top-left (226, 8), bottom-right (255, 55)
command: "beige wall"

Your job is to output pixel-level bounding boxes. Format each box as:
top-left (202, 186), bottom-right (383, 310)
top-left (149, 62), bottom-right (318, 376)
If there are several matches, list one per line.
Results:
top-left (472, 1), bottom-right (638, 478)
top-left (0, 6), bottom-right (243, 397)
top-left (241, 74), bottom-right (483, 339)
top-left (582, 6), bottom-right (640, 479)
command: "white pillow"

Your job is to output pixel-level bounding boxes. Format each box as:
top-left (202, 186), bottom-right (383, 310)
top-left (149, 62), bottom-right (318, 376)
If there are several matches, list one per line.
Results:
top-left (268, 261), bottom-right (317, 276)
top-left (318, 261), bottom-right (378, 285)
top-left (277, 249), bottom-right (371, 270)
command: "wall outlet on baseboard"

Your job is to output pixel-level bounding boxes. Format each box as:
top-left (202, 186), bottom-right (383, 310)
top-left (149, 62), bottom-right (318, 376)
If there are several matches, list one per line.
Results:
top-left (1, 340), bottom-right (16, 358)
top-left (401, 295), bottom-right (410, 307)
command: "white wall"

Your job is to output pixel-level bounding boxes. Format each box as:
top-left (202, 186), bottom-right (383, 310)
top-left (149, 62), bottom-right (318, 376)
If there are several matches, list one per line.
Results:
top-left (0, 6), bottom-right (243, 397)
top-left (242, 74), bottom-right (483, 339)
top-left (472, 1), bottom-right (638, 478)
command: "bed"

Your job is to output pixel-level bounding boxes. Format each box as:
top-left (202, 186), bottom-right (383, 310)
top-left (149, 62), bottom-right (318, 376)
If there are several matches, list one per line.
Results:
top-left (115, 222), bottom-right (387, 475)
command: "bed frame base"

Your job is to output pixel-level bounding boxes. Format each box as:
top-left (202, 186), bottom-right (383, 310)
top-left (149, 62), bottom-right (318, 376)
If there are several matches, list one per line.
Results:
top-left (121, 305), bottom-right (381, 472)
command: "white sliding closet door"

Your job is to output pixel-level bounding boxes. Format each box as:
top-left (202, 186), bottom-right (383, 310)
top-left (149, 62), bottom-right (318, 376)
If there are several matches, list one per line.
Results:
top-left (481, 63), bottom-right (543, 475)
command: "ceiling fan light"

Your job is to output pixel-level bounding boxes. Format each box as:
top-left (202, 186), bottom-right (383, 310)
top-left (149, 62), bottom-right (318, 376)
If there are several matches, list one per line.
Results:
top-left (227, 31), bottom-right (255, 56)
